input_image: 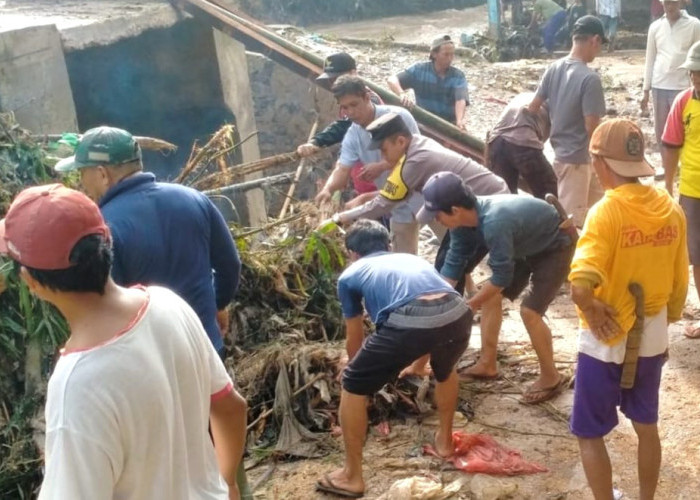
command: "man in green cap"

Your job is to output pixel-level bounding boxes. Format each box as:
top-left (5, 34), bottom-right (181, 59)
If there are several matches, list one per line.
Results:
top-left (55, 125), bottom-right (251, 497)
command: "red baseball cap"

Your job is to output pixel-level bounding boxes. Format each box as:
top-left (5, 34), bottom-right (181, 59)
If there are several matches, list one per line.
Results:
top-left (0, 184), bottom-right (109, 270)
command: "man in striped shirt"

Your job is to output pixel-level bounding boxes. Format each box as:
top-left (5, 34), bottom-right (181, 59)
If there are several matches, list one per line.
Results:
top-left (387, 35), bottom-right (469, 130)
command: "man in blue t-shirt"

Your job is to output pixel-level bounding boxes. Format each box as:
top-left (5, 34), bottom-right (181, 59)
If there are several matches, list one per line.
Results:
top-left (315, 219), bottom-right (472, 499)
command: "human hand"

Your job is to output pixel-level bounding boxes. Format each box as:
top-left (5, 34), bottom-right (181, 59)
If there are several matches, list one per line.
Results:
top-left (216, 308), bottom-right (230, 337)
top-left (640, 93), bottom-right (649, 114)
top-left (359, 161), bottom-right (389, 182)
top-left (580, 299), bottom-right (620, 341)
top-left (297, 142), bottom-right (320, 158)
top-left (315, 188), bottom-right (333, 204)
top-left (400, 91), bottom-right (416, 109)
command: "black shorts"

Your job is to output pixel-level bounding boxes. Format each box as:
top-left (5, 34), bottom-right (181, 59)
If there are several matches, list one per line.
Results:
top-left (488, 136), bottom-right (558, 200)
top-left (342, 295), bottom-right (473, 396)
top-left (502, 241), bottom-right (574, 314)
top-left (437, 231), bottom-right (573, 314)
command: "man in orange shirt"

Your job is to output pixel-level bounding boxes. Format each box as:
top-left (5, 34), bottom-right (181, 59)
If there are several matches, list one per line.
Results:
top-left (662, 40), bottom-right (700, 338)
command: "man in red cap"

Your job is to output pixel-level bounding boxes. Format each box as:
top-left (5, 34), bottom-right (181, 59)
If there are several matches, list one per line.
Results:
top-left (0, 185), bottom-right (247, 500)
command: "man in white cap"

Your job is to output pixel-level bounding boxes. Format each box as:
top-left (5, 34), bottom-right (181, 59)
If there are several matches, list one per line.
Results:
top-left (641, 0), bottom-right (700, 146)
top-left (662, 39), bottom-right (700, 338)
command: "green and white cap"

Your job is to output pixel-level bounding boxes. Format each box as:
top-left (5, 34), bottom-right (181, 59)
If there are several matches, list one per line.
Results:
top-left (55, 126), bottom-right (141, 172)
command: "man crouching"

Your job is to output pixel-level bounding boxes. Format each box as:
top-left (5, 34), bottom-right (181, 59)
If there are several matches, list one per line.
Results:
top-left (316, 220), bottom-right (472, 498)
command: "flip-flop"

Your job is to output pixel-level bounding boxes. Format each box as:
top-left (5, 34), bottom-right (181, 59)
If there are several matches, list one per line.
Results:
top-left (684, 326), bottom-right (700, 339)
top-left (459, 371), bottom-right (499, 381)
top-left (520, 377), bottom-right (565, 405)
top-left (316, 474), bottom-right (364, 498)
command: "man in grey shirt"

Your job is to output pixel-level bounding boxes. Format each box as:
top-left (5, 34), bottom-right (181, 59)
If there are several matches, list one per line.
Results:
top-left (529, 15), bottom-right (607, 226)
top-left (487, 92), bottom-right (556, 199)
top-left (315, 75), bottom-right (426, 253)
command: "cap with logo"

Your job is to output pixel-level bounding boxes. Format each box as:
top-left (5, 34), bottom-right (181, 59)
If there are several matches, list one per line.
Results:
top-left (317, 52), bottom-right (357, 81)
top-left (54, 126), bottom-right (141, 173)
top-left (366, 112), bottom-right (411, 150)
top-left (571, 15), bottom-right (609, 44)
top-left (416, 171), bottom-right (468, 224)
top-left (589, 119), bottom-right (655, 177)
top-left (0, 184), bottom-right (109, 270)
top-left (681, 40), bottom-right (700, 72)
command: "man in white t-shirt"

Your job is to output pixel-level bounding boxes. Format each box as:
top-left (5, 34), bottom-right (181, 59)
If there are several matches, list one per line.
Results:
top-left (0, 184), bottom-right (247, 500)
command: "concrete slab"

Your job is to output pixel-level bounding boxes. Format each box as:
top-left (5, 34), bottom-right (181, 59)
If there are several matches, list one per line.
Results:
top-left (214, 29), bottom-right (267, 226)
top-left (0, 24), bottom-right (78, 133)
top-left (0, 0), bottom-right (184, 51)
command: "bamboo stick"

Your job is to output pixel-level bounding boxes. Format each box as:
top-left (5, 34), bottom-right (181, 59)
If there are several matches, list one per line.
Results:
top-left (278, 119), bottom-right (319, 219)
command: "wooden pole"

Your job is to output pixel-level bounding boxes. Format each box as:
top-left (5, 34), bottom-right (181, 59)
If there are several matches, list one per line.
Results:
top-left (278, 119), bottom-right (319, 219)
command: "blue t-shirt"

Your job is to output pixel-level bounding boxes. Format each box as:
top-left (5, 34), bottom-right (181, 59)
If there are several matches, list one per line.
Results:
top-left (99, 173), bottom-right (241, 352)
top-left (337, 252), bottom-right (457, 325)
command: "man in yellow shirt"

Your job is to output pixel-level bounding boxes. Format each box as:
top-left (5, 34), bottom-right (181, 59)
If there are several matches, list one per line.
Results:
top-left (662, 40), bottom-right (700, 338)
top-left (571, 119), bottom-right (688, 500)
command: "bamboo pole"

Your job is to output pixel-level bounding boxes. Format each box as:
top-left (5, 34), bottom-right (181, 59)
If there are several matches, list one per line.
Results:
top-left (278, 119), bottom-right (319, 219)
top-left (202, 172), bottom-right (294, 197)
top-left (193, 151), bottom-right (300, 191)
top-left (183, 0), bottom-right (485, 161)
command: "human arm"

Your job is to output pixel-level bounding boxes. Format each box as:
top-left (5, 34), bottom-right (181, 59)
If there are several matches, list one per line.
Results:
top-left (298, 119), bottom-right (353, 156)
top-left (210, 388), bottom-right (247, 500)
top-left (344, 315), bottom-right (365, 360)
top-left (527, 95), bottom-right (545, 115)
top-left (669, 214), bottom-right (689, 323)
top-left (641, 25), bottom-right (657, 111)
top-left (344, 190), bottom-right (379, 209)
top-left (570, 282), bottom-right (620, 341)
top-left (39, 428), bottom-right (116, 500)
top-left (315, 163), bottom-right (352, 203)
top-left (208, 199), bottom-right (241, 313)
top-left (582, 74), bottom-right (606, 138)
top-left (388, 72), bottom-right (416, 108)
top-left (663, 146), bottom-right (681, 195)
top-left (584, 114), bottom-right (601, 139)
top-left (467, 281), bottom-right (504, 311)
top-left (358, 160), bottom-right (392, 182)
top-left (335, 193), bottom-right (401, 223)
top-left (661, 91), bottom-right (688, 195)
top-left (455, 98), bottom-right (468, 131)
top-left (440, 227), bottom-right (480, 283)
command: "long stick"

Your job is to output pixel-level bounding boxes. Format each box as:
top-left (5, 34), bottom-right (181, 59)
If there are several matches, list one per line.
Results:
top-left (278, 119), bottom-right (319, 219)
top-left (193, 151), bottom-right (300, 190)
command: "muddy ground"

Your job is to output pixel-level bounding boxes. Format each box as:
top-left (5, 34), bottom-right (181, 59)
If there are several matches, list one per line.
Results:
top-left (247, 7), bottom-right (700, 500)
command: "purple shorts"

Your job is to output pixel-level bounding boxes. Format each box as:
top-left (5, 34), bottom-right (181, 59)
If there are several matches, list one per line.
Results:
top-left (570, 352), bottom-right (665, 438)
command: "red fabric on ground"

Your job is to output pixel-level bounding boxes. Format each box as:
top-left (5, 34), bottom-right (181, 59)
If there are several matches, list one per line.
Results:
top-left (424, 431), bottom-right (548, 476)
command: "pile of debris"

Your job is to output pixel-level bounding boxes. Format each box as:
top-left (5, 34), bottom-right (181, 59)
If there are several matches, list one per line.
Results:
top-left (0, 113), bottom-right (71, 499)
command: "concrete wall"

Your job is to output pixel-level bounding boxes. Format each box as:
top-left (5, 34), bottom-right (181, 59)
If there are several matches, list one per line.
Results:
top-left (214, 30), bottom-right (267, 227)
top-left (247, 52), bottom-right (337, 159)
top-left (0, 24), bottom-right (78, 134)
top-left (64, 19), bottom-right (233, 182)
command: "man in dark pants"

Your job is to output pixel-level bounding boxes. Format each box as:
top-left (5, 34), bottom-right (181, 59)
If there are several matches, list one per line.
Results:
top-left (55, 126), bottom-right (251, 497)
top-left (315, 219), bottom-right (472, 498)
top-left (417, 172), bottom-right (574, 402)
top-left (487, 92), bottom-right (557, 199)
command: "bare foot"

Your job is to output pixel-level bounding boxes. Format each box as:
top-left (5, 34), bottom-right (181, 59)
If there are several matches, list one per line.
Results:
top-left (434, 429), bottom-right (454, 458)
top-left (460, 361), bottom-right (498, 380)
top-left (316, 468), bottom-right (365, 497)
